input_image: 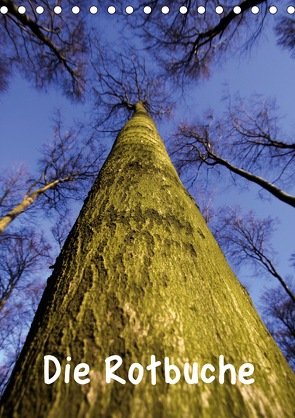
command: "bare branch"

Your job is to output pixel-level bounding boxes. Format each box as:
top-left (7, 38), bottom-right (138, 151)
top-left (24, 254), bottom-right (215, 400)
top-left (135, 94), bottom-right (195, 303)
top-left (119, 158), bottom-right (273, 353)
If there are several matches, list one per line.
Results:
top-left (124, 0), bottom-right (268, 86)
top-left (260, 284), bottom-right (295, 371)
top-left (0, 0), bottom-right (92, 99)
top-left (90, 42), bottom-right (174, 133)
top-left (209, 206), bottom-right (295, 303)
top-left (169, 95), bottom-right (295, 208)
top-left (0, 228), bottom-right (51, 311)
top-left (0, 114), bottom-right (107, 234)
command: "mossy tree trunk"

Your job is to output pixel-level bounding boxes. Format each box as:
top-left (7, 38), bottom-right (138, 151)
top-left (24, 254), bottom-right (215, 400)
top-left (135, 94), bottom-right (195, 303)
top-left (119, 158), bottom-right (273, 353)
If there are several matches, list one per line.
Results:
top-left (1, 102), bottom-right (295, 418)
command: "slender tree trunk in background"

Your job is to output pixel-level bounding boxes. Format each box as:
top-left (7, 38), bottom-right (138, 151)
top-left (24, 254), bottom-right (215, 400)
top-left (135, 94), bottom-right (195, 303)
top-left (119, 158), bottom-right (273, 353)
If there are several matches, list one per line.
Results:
top-left (1, 102), bottom-right (295, 417)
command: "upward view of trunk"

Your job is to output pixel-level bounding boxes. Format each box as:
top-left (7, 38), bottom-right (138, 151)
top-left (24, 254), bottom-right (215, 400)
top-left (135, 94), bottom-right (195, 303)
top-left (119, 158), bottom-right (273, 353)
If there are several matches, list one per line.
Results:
top-left (1, 102), bottom-right (294, 417)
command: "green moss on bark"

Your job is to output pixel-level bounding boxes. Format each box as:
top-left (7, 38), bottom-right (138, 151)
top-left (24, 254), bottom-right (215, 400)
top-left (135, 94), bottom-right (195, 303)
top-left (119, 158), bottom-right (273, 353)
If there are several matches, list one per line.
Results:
top-left (1, 102), bottom-right (295, 418)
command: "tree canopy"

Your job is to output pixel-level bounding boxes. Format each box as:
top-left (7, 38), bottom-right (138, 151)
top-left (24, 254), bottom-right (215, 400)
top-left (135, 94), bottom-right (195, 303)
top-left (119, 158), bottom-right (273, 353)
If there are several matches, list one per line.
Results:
top-left (0, 0), bottom-right (95, 99)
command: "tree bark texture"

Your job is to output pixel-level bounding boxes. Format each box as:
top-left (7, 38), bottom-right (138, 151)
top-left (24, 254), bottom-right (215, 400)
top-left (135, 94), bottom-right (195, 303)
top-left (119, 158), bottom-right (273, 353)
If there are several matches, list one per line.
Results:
top-left (1, 102), bottom-right (295, 417)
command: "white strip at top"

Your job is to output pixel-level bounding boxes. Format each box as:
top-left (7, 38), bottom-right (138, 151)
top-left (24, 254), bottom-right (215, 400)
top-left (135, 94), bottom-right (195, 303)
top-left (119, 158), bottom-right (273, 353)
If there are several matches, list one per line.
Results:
top-left (0, 4), bottom-right (295, 16)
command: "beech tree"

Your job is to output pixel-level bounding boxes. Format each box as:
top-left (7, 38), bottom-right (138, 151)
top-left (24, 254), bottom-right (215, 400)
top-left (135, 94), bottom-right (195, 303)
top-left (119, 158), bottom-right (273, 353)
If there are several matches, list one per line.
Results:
top-left (125, 1), bottom-right (295, 313)
top-left (0, 7), bottom-right (294, 411)
top-left (1, 98), bottom-right (295, 416)
top-left (0, 49), bottom-right (172, 395)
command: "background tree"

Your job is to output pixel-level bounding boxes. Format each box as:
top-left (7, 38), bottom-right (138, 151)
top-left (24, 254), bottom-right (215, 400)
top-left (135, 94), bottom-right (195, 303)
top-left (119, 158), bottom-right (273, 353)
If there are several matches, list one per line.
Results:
top-left (0, 227), bottom-right (51, 394)
top-left (169, 94), bottom-right (295, 208)
top-left (260, 284), bottom-right (295, 371)
top-left (124, 0), bottom-right (269, 85)
top-left (208, 206), bottom-right (295, 302)
top-left (0, 228), bottom-right (51, 312)
top-left (0, 0), bottom-right (95, 99)
top-left (275, 12), bottom-right (295, 57)
top-left (0, 112), bottom-right (106, 235)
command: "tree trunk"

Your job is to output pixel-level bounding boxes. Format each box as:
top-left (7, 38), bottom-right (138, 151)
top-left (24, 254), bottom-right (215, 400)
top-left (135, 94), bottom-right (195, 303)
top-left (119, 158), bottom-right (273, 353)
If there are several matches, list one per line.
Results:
top-left (1, 102), bottom-right (295, 417)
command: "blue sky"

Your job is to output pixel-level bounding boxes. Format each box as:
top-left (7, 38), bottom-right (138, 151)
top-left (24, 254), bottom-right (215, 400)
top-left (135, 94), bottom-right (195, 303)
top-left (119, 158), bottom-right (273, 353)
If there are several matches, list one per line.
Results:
top-left (0, 6), bottom-right (295, 312)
